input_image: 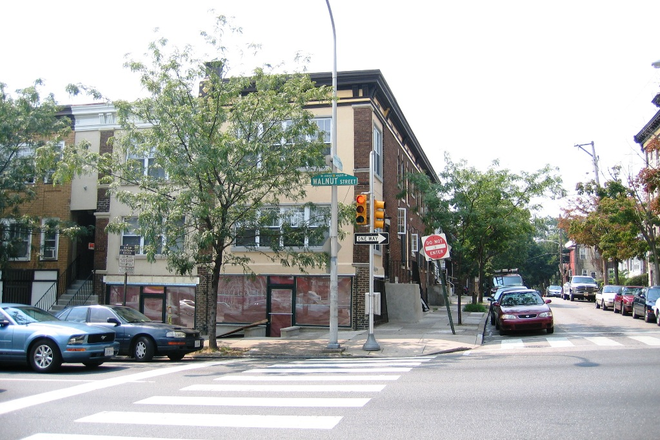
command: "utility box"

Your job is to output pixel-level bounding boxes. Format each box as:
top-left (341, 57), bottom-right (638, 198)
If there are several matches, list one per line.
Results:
top-left (364, 292), bottom-right (381, 315)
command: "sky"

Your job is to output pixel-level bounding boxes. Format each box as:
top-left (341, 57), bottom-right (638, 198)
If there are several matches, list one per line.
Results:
top-left (2, 0), bottom-right (660, 217)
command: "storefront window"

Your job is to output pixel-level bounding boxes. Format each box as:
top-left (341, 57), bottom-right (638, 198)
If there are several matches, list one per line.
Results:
top-left (108, 285), bottom-right (140, 309)
top-left (167, 286), bottom-right (196, 328)
top-left (217, 276), bottom-right (267, 324)
top-left (295, 276), bottom-right (351, 326)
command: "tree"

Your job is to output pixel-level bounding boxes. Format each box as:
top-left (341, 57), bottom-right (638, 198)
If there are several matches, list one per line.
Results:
top-left (59, 18), bottom-right (339, 348)
top-left (406, 154), bottom-right (564, 301)
top-left (0, 81), bottom-right (76, 268)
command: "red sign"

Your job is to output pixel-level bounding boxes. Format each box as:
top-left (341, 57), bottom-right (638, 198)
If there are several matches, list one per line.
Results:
top-left (423, 234), bottom-right (449, 260)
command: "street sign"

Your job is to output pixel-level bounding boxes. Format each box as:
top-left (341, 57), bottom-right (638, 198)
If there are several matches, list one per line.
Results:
top-left (423, 234), bottom-right (450, 260)
top-left (119, 245), bottom-right (135, 273)
top-left (311, 172), bottom-right (358, 186)
top-left (354, 232), bottom-right (389, 245)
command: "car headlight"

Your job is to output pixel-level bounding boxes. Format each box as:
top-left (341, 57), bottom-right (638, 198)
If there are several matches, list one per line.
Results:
top-left (166, 331), bottom-right (187, 338)
top-left (68, 335), bottom-right (86, 345)
top-left (501, 314), bottom-right (517, 320)
top-left (538, 312), bottom-right (553, 318)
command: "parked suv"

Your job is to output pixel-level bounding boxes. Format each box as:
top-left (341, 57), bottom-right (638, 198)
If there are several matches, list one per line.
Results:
top-left (563, 276), bottom-right (598, 301)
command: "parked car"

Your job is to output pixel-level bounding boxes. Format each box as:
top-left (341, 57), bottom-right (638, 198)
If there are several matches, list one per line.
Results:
top-left (563, 275), bottom-right (598, 301)
top-left (56, 305), bottom-right (204, 361)
top-left (613, 286), bottom-right (643, 315)
top-left (631, 286), bottom-right (660, 323)
top-left (596, 285), bottom-right (622, 311)
top-left (654, 297), bottom-right (660, 326)
top-left (488, 286), bottom-right (528, 325)
top-left (545, 285), bottom-right (562, 298)
top-left (491, 289), bottom-right (553, 336)
top-left (0, 303), bottom-right (118, 373)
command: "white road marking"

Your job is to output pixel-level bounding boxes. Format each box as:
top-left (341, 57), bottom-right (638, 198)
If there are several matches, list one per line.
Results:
top-left (136, 395), bottom-right (371, 407)
top-left (500, 339), bottom-right (525, 349)
top-left (216, 374), bottom-right (400, 381)
top-left (585, 337), bottom-right (623, 346)
top-left (183, 383), bottom-right (386, 392)
top-left (244, 367), bottom-right (411, 373)
top-left (0, 361), bottom-right (229, 416)
top-left (21, 435), bottom-right (197, 440)
top-left (629, 335), bottom-right (660, 345)
top-left (546, 337), bottom-right (574, 348)
top-left (76, 411), bottom-right (342, 430)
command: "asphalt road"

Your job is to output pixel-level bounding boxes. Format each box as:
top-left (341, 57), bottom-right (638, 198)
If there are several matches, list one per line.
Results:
top-left (1, 299), bottom-right (659, 439)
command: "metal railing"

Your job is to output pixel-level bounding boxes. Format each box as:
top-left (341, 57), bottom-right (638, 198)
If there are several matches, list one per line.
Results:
top-left (34, 282), bottom-right (58, 311)
top-left (61, 272), bottom-right (95, 309)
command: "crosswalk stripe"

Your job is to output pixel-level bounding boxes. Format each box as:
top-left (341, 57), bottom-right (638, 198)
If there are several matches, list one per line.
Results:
top-left (216, 374), bottom-right (400, 381)
top-left (629, 335), bottom-right (660, 345)
top-left (547, 337), bottom-right (574, 348)
top-left (585, 337), bottom-right (622, 346)
top-left (500, 339), bottom-right (525, 349)
top-left (21, 435), bottom-right (197, 440)
top-left (182, 384), bottom-right (386, 392)
top-left (270, 362), bottom-right (423, 368)
top-left (76, 411), bottom-right (342, 430)
top-left (136, 396), bottom-right (371, 407)
top-left (244, 367), bottom-right (411, 373)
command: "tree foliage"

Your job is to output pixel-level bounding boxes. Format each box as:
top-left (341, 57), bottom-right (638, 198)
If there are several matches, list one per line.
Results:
top-left (0, 81), bottom-right (79, 268)
top-left (406, 153), bottom-right (565, 300)
top-left (60, 17), bottom-right (341, 347)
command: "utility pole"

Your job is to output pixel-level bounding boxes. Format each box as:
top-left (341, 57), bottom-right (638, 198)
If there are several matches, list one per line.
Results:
top-left (574, 141), bottom-right (600, 186)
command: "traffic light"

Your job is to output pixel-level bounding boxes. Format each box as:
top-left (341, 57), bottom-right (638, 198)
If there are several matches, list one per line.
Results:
top-left (355, 194), bottom-right (368, 225)
top-left (373, 199), bottom-right (385, 229)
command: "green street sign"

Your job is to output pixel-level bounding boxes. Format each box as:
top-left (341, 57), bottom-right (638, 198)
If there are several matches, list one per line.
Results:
top-left (311, 173), bottom-right (358, 186)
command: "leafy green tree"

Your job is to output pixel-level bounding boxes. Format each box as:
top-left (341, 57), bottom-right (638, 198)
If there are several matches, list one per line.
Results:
top-left (0, 81), bottom-right (75, 268)
top-left (60, 18), bottom-right (339, 348)
top-left (406, 154), bottom-right (564, 301)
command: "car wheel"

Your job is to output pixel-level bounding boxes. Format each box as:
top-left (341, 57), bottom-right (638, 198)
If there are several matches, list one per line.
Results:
top-left (133, 336), bottom-right (155, 362)
top-left (596, 300), bottom-right (600, 309)
top-left (570, 293), bottom-right (574, 301)
top-left (83, 361), bottom-right (104, 368)
top-left (168, 353), bottom-right (185, 361)
top-left (29, 339), bottom-right (62, 373)
top-left (602, 301), bottom-right (608, 311)
top-left (644, 311), bottom-right (652, 323)
top-left (547, 326), bottom-right (554, 334)
top-left (621, 304), bottom-right (629, 316)
top-left (490, 314), bottom-right (495, 325)
top-left (499, 328), bottom-right (507, 336)
top-left (614, 303), bottom-right (620, 313)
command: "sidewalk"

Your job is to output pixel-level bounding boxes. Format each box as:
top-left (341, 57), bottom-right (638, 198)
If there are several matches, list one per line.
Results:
top-left (196, 296), bottom-right (487, 359)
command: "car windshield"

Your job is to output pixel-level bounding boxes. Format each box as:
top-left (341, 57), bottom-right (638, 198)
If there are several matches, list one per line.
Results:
top-left (500, 292), bottom-right (544, 307)
top-left (113, 306), bottom-right (152, 323)
top-left (2, 306), bottom-right (59, 324)
top-left (646, 289), bottom-right (660, 302)
top-left (573, 277), bottom-right (595, 284)
top-left (603, 286), bottom-right (622, 293)
top-left (622, 287), bottom-right (642, 295)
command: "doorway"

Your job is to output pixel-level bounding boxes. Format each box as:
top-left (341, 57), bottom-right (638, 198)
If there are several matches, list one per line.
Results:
top-left (268, 287), bottom-right (294, 337)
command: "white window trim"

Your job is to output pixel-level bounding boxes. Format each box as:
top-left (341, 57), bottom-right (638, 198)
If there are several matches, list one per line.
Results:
top-left (40, 218), bottom-right (59, 261)
top-left (397, 208), bottom-right (407, 235)
top-left (411, 233), bottom-right (419, 255)
top-left (1, 219), bottom-right (32, 261)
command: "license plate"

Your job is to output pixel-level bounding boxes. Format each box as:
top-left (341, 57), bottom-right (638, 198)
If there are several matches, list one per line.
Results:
top-left (195, 340), bottom-right (201, 348)
top-left (105, 347), bottom-right (114, 356)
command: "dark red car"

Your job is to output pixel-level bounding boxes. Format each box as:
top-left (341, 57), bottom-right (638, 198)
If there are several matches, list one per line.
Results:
top-left (613, 286), bottom-right (643, 316)
top-left (492, 289), bottom-right (553, 336)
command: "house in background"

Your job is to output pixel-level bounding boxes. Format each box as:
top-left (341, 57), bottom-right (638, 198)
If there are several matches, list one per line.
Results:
top-left (2, 70), bottom-right (440, 336)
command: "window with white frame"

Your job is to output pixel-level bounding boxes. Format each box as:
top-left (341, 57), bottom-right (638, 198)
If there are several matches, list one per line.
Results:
top-left (411, 233), bottom-right (419, 255)
top-left (1, 220), bottom-right (32, 261)
top-left (373, 125), bottom-right (383, 178)
top-left (40, 218), bottom-right (59, 260)
top-left (579, 247), bottom-right (587, 260)
top-left (121, 216), bottom-right (185, 255)
top-left (397, 208), bottom-right (406, 235)
top-left (235, 205), bottom-right (330, 249)
top-left (127, 147), bottom-right (166, 180)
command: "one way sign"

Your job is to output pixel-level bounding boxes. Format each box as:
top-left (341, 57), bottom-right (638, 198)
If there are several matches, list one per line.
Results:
top-left (354, 232), bottom-right (389, 245)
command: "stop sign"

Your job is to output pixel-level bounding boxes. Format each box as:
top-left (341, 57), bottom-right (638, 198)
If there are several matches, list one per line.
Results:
top-left (423, 234), bottom-right (449, 260)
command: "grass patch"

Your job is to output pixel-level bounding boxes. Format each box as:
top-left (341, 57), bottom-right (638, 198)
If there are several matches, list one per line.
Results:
top-left (463, 303), bottom-right (487, 313)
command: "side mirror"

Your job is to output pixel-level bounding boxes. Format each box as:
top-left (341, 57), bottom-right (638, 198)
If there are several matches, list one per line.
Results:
top-left (487, 297), bottom-right (494, 302)
top-left (545, 299), bottom-right (552, 304)
top-left (107, 317), bottom-right (121, 327)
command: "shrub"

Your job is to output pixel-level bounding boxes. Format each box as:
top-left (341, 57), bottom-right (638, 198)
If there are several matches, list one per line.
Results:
top-left (463, 303), bottom-right (487, 313)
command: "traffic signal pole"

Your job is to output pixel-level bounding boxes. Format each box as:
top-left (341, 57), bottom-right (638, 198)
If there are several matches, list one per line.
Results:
top-left (363, 150), bottom-right (380, 351)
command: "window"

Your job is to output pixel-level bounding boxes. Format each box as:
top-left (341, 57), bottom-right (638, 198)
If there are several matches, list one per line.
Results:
top-left (44, 141), bottom-right (64, 184)
top-left (235, 205), bottom-right (330, 249)
top-left (121, 216), bottom-right (185, 255)
top-left (373, 125), bottom-right (383, 178)
top-left (314, 118), bottom-right (332, 157)
top-left (1, 220), bottom-right (32, 261)
top-left (127, 147), bottom-right (165, 180)
top-left (16, 145), bottom-right (36, 184)
top-left (40, 218), bottom-right (59, 260)
top-left (411, 233), bottom-right (419, 255)
top-left (397, 208), bottom-right (406, 235)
